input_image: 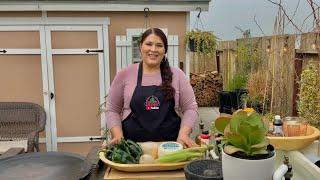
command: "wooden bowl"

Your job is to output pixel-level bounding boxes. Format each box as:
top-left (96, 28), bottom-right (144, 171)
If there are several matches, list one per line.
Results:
top-left (267, 126), bottom-right (320, 151)
top-left (99, 151), bottom-right (188, 172)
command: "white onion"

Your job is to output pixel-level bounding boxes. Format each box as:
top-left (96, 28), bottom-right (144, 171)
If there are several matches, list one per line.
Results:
top-left (139, 154), bottom-right (155, 164)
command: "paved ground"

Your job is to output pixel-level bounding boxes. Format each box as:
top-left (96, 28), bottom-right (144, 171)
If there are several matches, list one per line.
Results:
top-left (190, 107), bottom-right (220, 139)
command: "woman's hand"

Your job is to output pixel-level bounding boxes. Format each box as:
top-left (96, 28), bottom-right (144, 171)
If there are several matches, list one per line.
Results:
top-left (177, 125), bottom-right (198, 148)
top-left (177, 133), bottom-right (198, 148)
top-left (109, 125), bottom-right (124, 144)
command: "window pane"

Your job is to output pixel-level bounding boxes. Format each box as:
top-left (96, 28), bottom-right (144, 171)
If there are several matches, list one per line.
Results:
top-left (132, 36), bottom-right (140, 62)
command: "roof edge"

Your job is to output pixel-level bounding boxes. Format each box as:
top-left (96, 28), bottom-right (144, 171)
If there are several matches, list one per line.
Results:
top-left (0, 1), bottom-right (210, 12)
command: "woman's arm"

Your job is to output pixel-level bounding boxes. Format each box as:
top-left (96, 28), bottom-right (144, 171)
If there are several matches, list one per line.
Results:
top-left (176, 69), bottom-right (199, 147)
top-left (106, 70), bottom-right (126, 144)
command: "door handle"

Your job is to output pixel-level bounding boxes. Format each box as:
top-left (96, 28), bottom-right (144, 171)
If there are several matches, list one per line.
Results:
top-left (85, 49), bottom-right (103, 53)
top-left (50, 92), bottom-right (54, 100)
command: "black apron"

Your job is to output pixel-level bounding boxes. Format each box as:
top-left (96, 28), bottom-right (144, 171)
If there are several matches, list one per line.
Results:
top-left (122, 63), bottom-right (181, 142)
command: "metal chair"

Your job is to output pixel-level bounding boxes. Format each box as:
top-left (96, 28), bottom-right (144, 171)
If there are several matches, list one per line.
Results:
top-left (0, 102), bottom-right (46, 152)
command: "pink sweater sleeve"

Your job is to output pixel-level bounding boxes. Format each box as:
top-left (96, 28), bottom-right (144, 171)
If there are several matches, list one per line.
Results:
top-left (105, 69), bottom-right (125, 129)
top-left (175, 68), bottom-right (199, 129)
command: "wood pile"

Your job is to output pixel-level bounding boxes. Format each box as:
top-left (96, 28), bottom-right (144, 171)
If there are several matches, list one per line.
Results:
top-left (190, 71), bottom-right (223, 107)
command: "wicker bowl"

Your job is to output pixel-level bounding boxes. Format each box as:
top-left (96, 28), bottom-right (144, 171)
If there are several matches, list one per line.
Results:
top-left (268, 126), bottom-right (320, 151)
top-left (184, 160), bottom-right (223, 180)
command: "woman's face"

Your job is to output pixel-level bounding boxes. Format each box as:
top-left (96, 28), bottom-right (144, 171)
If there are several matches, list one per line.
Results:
top-left (140, 33), bottom-right (165, 68)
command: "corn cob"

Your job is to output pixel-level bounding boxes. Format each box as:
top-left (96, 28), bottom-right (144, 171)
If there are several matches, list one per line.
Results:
top-left (155, 145), bottom-right (212, 163)
top-left (155, 152), bottom-right (203, 163)
top-left (178, 145), bottom-right (213, 153)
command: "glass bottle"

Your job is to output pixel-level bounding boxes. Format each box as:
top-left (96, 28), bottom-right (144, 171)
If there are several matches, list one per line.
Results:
top-left (273, 115), bottom-right (284, 136)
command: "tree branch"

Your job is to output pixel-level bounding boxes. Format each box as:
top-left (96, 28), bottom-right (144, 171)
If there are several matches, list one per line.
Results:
top-left (307, 0), bottom-right (320, 29)
top-left (254, 14), bottom-right (266, 36)
top-left (284, 0), bottom-right (301, 28)
top-left (267, 0), bottom-right (303, 33)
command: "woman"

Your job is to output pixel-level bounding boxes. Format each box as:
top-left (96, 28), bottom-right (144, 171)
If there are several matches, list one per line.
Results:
top-left (106, 28), bottom-right (198, 148)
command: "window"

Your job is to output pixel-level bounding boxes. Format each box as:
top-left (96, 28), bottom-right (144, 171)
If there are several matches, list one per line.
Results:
top-left (132, 36), bottom-right (141, 63)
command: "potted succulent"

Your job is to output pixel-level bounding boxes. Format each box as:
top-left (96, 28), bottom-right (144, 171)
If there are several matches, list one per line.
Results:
top-left (214, 109), bottom-right (275, 180)
top-left (185, 30), bottom-right (216, 56)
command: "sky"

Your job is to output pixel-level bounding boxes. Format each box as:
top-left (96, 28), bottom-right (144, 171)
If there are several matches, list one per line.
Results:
top-left (190, 0), bottom-right (314, 40)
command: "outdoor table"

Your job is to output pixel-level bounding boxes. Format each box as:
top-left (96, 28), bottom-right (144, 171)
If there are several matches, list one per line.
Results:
top-left (0, 147), bottom-right (186, 180)
top-left (0, 146), bottom-right (102, 180)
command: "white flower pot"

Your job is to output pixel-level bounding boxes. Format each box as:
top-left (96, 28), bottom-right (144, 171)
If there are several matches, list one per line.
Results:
top-left (222, 150), bottom-right (276, 180)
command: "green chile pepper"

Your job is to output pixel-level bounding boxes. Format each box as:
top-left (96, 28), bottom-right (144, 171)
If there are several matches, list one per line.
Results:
top-left (105, 139), bottom-right (142, 164)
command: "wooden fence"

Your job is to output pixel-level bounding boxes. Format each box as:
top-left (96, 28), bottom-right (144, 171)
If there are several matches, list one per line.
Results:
top-left (215, 32), bottom-right (320, 116)
top-left (189, 52), bottom-right (217, 74)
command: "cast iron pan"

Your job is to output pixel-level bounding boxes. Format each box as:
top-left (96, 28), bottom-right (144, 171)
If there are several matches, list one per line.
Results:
top-left (0, 152), bottom-right (92, 180)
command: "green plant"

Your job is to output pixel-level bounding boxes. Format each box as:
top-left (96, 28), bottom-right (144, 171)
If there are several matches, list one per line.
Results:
top-left (236, 40), bottom-right (263, 76)
top-left (227, 74), bottom-right (247, 91)
top-left (185, 30), bottom-right (216, 56)
top-left (214, 110), bottom-right (269, 156)
top-left (298, 62), bottom-right (320, 129)
top-left (263, 112), bottom-right (275, 123)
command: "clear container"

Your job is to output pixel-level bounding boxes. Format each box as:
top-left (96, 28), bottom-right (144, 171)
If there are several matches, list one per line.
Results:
top-left (283, 116), bottom-right (308, 137)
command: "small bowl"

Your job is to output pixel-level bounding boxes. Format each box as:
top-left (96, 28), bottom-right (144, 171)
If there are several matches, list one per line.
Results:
top-left (184, 160), bottom-right (223, 180)
top-left (268, 126), bottom-right (320, 151)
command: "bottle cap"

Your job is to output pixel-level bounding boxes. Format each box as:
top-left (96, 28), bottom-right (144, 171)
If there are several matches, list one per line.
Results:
top-left (275, 115), bottom-right (281, 120)
top-left (273, 118), bottom-right (283, 125)
top-left (202, 130), bottom-right (209, 135)
top-left (200, 134), bottom-right (210, 139)
top-left (199, 122), bottom-right (204, 130)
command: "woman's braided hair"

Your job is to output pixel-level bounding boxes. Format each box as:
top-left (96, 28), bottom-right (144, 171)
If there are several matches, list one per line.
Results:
top-left (140, 28), bottom-right (175, 100)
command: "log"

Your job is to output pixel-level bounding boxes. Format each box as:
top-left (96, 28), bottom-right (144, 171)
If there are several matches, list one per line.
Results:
top-left (190, 71), bottom-right (223, 107)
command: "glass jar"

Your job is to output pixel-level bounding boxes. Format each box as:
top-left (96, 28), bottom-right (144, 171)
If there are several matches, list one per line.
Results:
top-left (283, 116), bottom-right (308, 136)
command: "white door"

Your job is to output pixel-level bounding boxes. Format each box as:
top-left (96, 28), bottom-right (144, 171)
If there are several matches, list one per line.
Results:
top-left (45, 26), bottom-right (107, 153)
top-left (0, 25), bottom-right (52, 151)
top-left (0, 17), bottom-right (110, 154)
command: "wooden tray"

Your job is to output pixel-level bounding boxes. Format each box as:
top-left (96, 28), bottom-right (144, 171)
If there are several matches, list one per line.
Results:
top-left (99, 152), bottom-right (188, 172)
top-left (267, 126), bottom-right (320, 151)
top-left (104, 167), bottom-right (185, 180)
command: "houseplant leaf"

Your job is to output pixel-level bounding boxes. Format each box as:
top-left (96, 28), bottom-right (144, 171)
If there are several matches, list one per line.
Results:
top-left (224, 145), bottom-right (245, 154)
top-left (214, 116), bottom-right (231, 133)
top-left (225, 132), bottom-right (248, 152)
top-left (230, 110), bottom-right (247, 133)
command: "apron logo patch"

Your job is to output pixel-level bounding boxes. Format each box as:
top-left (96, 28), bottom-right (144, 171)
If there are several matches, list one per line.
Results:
top-left (145, 95), bottom-right (160, 110)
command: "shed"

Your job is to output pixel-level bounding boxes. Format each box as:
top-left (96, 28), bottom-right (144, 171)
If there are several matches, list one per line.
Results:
top-left (0, 0), bottom-right (211, 155)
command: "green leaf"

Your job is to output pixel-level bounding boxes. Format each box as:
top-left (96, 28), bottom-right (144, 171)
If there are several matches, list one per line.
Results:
top-left (226, 132), bottom-right (248, 152)
top-left (251, 140), bottom-right (268, 149)
top-left (224, 145), bottom-right (245, 154)
top-left (238, 122), bottom-right (251, 142)
top-left (230, 111), bottom-right (247, 133)
top-left (249, 129), bottom-right (266, 145)
top-left (251, 148), bottom-right (268, 155)
top-left (214, 116), bottom-right (231, 134)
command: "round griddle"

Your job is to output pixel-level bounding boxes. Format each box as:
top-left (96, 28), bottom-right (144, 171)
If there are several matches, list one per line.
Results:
top-left (0, 152), bottom-right (91, 180)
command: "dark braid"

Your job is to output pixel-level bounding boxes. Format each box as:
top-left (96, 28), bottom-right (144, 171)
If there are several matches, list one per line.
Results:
top-left (140, 28), bottom-right (175, 100)
top-left (160, 57), bottom-right (175, 100)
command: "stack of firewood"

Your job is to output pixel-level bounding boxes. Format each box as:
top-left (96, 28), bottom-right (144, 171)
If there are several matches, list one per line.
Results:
top-left (190, 71), bottom-right (223, 107)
